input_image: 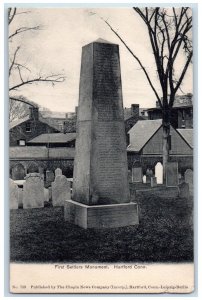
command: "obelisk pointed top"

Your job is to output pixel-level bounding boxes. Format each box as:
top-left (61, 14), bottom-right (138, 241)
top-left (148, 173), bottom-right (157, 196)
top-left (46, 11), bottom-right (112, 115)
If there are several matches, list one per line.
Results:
top-left (93, 38), bottom-right (114, 44)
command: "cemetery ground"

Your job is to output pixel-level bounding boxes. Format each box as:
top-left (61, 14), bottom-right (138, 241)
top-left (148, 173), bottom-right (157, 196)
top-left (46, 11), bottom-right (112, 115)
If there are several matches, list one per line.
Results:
top-left (10, 186), bottom-right (193, 263)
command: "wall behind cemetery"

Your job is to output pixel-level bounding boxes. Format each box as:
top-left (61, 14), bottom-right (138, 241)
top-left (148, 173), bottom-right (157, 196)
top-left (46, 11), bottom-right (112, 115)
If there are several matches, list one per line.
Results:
top-left (10, 147), bottom-right (75, 178)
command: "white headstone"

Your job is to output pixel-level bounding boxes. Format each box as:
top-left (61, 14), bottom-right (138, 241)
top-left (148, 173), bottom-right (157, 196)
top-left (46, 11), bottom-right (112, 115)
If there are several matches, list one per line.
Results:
top-left (52, 175), bottom-right (71, 206)
top-left (55, 168), bottom-right (62, 177)
top-left (23, 173), bottom-right (44, 209)
top-left (143, 175), bottom-right (146, 184)
top-left (185, 169), bottom-right (193, 196)
top-left (155, 162), bottom-right (163, 184)
top-left (10, 179), bottom-right (18, 209)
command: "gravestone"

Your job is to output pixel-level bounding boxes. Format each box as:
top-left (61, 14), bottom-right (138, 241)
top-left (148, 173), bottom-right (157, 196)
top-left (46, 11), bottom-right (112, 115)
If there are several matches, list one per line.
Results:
top-left (10, 179), bottom-right (18, 209)
top-left (178, 182), bottom-right (189, 199)
top-left (18, 188), bottom-right (23, 207)
top-left (132, 167), bottom-right (142, 183)
top-left (64, 39), bottom-right (138, 229)
top-left (151, 177), bottom-right (157, 188)
top-left (44, 188), bottom-right (49, 203)
top-left (55, 168), bottom-right (62, 177)
top-left (23, 173), bottom-right (44, 209)
top-left (155, 162), bottom-right (163, 184)
top-left (143, 175), bottom-right (146, 184)
top-left (166, 162), bottom-right (178, 187)
top-left (185, 169), bottom-right (193, 196)
top-left (52, 175), bottom-right (71, 206)
top-left (45, 170), bottom-right (55, 187)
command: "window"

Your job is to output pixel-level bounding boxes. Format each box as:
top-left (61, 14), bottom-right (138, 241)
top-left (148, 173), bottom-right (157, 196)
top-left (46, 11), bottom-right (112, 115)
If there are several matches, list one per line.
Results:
top-left (18, 140), bottom-right (26, 146)
top-left (26, 122), bottom-right (31, 132)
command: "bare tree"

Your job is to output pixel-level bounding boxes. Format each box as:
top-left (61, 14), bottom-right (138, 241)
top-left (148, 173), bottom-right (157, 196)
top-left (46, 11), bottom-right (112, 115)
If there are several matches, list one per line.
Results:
top-left (8, 8), bottom-right (65, 116)
top-left (100, 7), bottom-right (192, 180)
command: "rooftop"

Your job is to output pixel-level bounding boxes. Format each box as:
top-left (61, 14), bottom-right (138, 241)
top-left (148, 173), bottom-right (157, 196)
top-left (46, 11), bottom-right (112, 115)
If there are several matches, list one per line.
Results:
top-left (127, 119), bottom-right (162, 152)
top-left (177, 129), bottom-right (193, 148)
top-left (28, 133), bottom-right (76, 144)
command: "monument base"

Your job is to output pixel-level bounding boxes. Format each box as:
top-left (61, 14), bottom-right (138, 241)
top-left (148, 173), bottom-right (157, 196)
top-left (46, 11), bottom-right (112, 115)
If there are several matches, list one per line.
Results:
top-left (64, 200), bottom-right (139, 229)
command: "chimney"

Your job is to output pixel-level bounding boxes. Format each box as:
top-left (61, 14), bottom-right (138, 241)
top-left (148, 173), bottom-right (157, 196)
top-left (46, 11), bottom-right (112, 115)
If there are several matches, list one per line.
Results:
top-left (29, 107), bottom-right (39, 120)
top-left (131, 104), bottom-right (139, 117)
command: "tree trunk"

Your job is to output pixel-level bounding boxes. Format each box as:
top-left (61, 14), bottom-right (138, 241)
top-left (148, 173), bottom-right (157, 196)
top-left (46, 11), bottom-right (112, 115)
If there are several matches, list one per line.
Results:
top-left (162, 106), bottom-right (171, 183)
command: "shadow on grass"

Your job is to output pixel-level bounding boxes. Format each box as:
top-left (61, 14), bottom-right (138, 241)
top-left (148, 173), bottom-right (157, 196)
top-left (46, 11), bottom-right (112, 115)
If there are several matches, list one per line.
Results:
top-left (10, 192), bottom-right (193, 263)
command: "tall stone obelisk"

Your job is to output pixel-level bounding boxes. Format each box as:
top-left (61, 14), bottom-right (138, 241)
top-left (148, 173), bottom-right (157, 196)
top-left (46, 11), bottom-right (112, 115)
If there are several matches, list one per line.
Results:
top-left (64, 39), bottom-right (138, 228)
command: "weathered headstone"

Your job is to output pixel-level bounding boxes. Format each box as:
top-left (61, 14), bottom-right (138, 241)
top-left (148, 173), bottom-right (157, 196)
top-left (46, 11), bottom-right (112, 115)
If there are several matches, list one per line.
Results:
top-left (166, 162), bottom-right (178, 187)
top-left (185, 169), bottom-right (193, 196)
top-left (151, 176), bottom-right (157, 188)
top-left (18, 187), bottom-right (23, 207)
top-left (178, 182), bottom-right (189, 199)
top-left (55, 168), bottom-right (62, 177)
top-left (64, 39), bottom-right (138, 229)
top-left (52, 175), bottom-right (71, 206)
top-left (132, 167), bottom-right (142, 183)
top-left (143, 175), bottom-right (146, 184)
top-left (23, 173), bottom-right (44, 209)
top-left (45, 170), bottom-right (55, 187)
top-left (10, 179), bottom-right (18, 209)
top-left (155, 162), bottom-right (163, 184)
top-left (44, 188), bottom-right (49, 203)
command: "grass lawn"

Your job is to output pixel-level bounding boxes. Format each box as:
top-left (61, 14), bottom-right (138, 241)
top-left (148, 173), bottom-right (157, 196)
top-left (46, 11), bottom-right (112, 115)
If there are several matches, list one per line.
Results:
top-left (10, 189), bottom-right (193, 263)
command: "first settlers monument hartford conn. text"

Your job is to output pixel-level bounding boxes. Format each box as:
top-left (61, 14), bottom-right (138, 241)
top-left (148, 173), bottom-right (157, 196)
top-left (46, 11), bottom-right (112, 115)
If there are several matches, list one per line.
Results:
top-left (64, 39), bottom-right (139, 229)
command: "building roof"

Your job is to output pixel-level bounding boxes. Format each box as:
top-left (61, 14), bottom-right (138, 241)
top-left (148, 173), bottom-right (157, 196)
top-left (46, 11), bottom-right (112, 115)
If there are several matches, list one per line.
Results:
top-left (9, 115), bottom-right (30, 129)
top-left (177, 129), bottom-right (193, 148)
top-left (28, 133), bottom-right (76, 144)
top-left (127, 119), bottom-right (162, 152)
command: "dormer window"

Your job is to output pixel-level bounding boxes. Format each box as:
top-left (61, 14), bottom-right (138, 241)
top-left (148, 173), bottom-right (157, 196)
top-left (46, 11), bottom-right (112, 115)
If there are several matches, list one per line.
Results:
top-left (26, 122), bottom-right (31, 132)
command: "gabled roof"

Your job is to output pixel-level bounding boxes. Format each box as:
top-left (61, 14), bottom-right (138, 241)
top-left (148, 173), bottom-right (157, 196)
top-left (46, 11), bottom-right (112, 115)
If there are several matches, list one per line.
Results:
top-left (127, 119), bottom-right (162, 152)
top-left (177, 129), bottom-right (193, 148)
top-left (9, 115), bottom-right (30, 129)
top-left (28, 133), bottom-right (76, 144)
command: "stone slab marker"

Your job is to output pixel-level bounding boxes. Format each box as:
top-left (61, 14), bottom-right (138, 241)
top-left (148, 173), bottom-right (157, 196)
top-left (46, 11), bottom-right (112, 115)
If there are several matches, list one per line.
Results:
top-left (23, 173), bottom-right (44, 209)
top-left (44, 188), bottom-right (49, 203)
top-left (185, 169), bottom-right (193, 196)
top-left (132, 167), bottom-right (142, 183)
top-left (52, 175), bottom-right (71, 206)
top-left (155, 162), bottom-right (163, 184)
top-left (64, 39), bottom-right (138, 229)
top-left (55, 168), bottom-right (62, 177)
top-left (10, 179), bottom-right (19, 209)
top-left (166, 162), bottom-right (179, 187)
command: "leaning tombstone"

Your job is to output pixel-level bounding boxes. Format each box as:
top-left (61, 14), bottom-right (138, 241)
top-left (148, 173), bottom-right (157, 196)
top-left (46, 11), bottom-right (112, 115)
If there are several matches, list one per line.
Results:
top-left (52, 175), bottom-right (71, 206)
top-left (55, 168), bottom-right (62, 177)
top-left (23, 173), bottom-right (44, 209)
top-left (185, 169), bottom-right (193, 196)
top-left (10, 179), bottom-right (19, 209)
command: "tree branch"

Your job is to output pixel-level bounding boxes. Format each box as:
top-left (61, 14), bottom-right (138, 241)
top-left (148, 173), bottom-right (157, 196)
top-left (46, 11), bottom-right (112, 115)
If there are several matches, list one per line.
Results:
top-left (9, 74), bottom-right (66, 91)
top-left (102, 17), bottom-right (162, 108)
top-left (9, 46), bottom-right (20, 76)
top-left (9, 26), bottom-right (41, 39)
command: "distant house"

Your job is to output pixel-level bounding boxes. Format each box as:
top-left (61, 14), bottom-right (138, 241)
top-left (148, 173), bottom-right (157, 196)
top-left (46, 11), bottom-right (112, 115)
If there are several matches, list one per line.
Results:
top-left (9, 107), bottom-right (61, 146)
top-left (127, 119), bottom-right (193, 175)
top-left (147, 94), bottom-right (193, 129)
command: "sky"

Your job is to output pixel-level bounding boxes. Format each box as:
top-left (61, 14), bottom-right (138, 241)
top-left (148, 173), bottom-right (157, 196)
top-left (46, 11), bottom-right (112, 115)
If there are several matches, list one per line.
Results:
top-left (9, 7), bottom-right (193, 112)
